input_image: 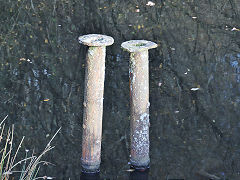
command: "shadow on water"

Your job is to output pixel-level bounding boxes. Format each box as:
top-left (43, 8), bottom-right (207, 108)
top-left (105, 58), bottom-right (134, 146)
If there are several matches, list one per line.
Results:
top-left (80, 172), bottom-right (101, 180)
top-left (80, 169), bottom-right (149, 180)
top-left (129, 169), bottom-right (149, 180)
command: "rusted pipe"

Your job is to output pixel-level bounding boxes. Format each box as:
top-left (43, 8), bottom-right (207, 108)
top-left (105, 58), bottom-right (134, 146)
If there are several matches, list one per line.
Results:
top-left (121, 40), bottom-right (157, 169)
top-left (79, 34), bottom-right (114, 172)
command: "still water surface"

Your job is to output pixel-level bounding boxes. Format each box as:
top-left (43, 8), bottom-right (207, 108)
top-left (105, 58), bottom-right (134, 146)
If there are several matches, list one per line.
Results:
top-left (0, 0), bottom-right (240, 179)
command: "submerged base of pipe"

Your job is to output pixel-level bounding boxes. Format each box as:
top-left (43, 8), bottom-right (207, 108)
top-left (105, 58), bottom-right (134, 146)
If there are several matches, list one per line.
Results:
top-left (130, 164), bottom-right (150, 171)
top-left (130, 158), bottom-right (150, 171)
top-left (81, 163), bottom-right (100, 174)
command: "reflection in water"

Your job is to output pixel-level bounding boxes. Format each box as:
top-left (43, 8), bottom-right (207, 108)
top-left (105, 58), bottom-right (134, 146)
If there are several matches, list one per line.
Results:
top-left (129, 168), bottom-right (149, 180)
top-left (0, 0), bottom-right (240, 179)
top-left (228, 53), bottom-right (240, 83)
top-left (80, 172), bottom-right (100, 180)
top-left (80, 169), bottom-right (149, 180)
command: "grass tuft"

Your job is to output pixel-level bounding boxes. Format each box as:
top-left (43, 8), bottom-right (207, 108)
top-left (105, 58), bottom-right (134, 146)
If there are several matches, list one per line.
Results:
top-left (0, 115), bottom-right (60, 180)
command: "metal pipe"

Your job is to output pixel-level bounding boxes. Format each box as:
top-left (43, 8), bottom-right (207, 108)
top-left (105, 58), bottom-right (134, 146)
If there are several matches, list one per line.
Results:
top-left (79, 34), bottom-right (114, 172)
top-left (121, 40), bottom-right (157, 169)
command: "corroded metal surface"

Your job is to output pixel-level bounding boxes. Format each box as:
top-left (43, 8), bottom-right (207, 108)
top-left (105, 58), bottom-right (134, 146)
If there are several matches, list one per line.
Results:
top-left (79, 34), bottom-right (114, 172)
top-left (79, 34), bottom-right (114, 47)
top-left (129, 51), bottom-right (150, 168)
top-left (81, 46), bottom-right (106, 171)
top-left (122, 40), bottom-right (157, 168)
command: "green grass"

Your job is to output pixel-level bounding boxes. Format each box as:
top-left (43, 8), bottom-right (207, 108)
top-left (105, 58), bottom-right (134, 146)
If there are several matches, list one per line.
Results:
top-left (0, 115), bottom-right (60, 180)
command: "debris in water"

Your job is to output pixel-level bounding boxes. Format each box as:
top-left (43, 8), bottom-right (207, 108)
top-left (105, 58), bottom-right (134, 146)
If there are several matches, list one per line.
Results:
top-left (135, 9), bottom-right (140, 12)
top-left (146, 1), bottom-right (155, 6)
top-left (191, 87), bottom-right (199, 91)
top-left (126, 169), bottom-right (135, 172)
top-left (231, 27), bottom-right (240, 31)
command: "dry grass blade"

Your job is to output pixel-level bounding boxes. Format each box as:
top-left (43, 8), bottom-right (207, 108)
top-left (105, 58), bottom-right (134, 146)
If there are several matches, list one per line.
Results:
top-left (0, 116), bottom-right (8, 128)
top-left (3, 125), bottom-right (14, 180)
top-left (0, 115), bottom-right (60, 180)
top-left (21, 127), bottom-right (61, 180)
top-left (0, 127), bottom-right (11, 179)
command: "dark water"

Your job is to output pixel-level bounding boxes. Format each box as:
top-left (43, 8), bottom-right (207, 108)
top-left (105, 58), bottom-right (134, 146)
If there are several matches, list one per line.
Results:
top-left (0, 0), bottom-right (240, 179)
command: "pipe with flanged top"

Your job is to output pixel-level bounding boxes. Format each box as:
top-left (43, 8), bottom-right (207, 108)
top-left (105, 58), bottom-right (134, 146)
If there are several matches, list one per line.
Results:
top-left (121, 40), bottom-right (157, 169)
top-left (79, 34), bottom-right (114, 173)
